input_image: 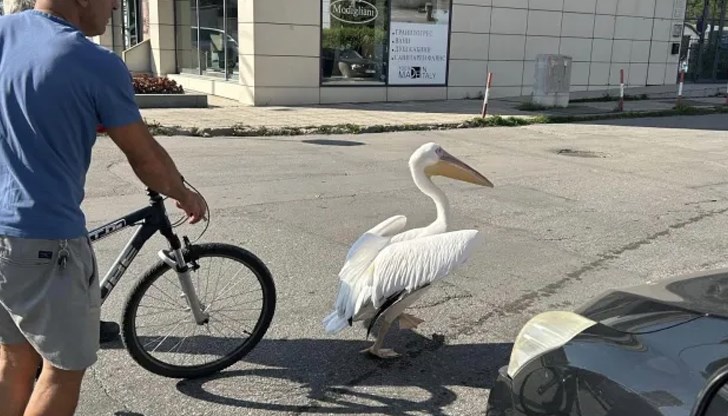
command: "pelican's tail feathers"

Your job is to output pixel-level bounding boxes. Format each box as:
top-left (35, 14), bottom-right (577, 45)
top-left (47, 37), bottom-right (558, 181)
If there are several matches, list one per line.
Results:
top-left (322, 310), bottom-right (350, 334)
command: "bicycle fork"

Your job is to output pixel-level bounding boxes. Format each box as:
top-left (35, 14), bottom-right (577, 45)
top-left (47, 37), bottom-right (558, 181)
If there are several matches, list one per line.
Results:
top-left (158, 246), bottom-right (210, 326)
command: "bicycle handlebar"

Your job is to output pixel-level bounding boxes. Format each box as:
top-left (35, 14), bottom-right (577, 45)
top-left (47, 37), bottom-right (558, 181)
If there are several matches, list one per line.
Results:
top-left (146, 188), bottom-right (161, 199)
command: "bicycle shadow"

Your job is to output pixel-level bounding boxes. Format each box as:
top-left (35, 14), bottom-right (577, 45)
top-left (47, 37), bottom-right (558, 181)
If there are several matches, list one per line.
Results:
top-left (161, 331), bottom-right (513, 415)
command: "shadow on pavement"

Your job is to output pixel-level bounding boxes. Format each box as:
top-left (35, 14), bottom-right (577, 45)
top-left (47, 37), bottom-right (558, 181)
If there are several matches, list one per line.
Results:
top-left (159, 332), bottom-right (512, 415)
top-left (302, 139), bottom-right (366, 146)
top-left (576, 112), bottom-right (728, 131)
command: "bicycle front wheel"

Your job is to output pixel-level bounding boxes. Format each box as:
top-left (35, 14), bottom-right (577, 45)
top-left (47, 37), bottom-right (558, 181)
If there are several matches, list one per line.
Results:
top-left (121, 243), bottom-right (276, 379)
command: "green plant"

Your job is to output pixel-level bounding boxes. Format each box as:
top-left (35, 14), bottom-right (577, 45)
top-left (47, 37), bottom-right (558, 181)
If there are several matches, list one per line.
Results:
top-left (322, 25), bottom-right (387, 54)
top-left (132, 73), bottom-right (184, 95)
top-left (142, 105), bottom-right (728, 137)
top-left (571, 93), bottom-right (650, 103)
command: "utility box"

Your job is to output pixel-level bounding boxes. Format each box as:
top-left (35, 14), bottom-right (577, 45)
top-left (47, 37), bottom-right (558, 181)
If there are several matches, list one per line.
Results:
top-left (532, 54), bottom-right (573, 108)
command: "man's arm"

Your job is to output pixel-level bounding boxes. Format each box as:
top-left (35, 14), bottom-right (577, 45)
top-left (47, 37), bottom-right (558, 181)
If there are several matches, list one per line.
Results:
top-left (104, 121), bottom-right (207, 224)
top-left (92, 56), bottom-right (205, 223)
top-left (105, 121), bottom-right (188, 201)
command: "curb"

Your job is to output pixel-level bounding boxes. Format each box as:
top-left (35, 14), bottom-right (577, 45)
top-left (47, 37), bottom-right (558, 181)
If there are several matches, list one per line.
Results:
top-left (140, 104), bottom-right (728, 138)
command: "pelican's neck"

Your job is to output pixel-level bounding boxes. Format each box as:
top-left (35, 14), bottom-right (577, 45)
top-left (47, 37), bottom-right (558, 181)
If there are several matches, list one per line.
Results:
top-left (412, 167), bottom-right (450, 233)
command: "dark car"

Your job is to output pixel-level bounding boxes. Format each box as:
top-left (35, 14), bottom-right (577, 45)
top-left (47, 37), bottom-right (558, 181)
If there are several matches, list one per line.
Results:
top-left (336, 49), bottom-right (382, 79)
top-left (487, 268), bottom-right (728, 416)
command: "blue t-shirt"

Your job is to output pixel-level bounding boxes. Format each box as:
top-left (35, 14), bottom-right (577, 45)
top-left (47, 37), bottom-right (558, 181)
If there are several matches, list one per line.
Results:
top-left (0, 10), bottom-right (142, 239)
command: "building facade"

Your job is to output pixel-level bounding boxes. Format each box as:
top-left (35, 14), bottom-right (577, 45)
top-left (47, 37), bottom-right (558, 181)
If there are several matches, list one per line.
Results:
top-left (98, 0), bottom-right (688, 105)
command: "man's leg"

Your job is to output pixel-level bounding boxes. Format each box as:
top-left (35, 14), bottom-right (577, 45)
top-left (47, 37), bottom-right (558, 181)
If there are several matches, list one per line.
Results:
top-left (0, 235), bottom-right (101, 416)
top-left (0, 342), bottom-right (40, 416)
top-left (23, 361), bottom-right (85, 416)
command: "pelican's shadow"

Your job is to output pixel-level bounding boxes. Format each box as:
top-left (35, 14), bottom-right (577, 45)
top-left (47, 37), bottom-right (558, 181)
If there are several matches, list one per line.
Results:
top-left (170, 331), bottom-right (512, 415)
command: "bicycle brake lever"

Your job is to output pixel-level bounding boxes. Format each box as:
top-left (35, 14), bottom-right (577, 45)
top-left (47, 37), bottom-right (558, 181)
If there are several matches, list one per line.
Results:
top-left (182, 236), bottom-right (201, 270)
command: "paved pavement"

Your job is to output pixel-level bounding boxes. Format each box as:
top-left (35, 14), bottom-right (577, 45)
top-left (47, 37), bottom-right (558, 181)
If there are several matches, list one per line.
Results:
top-left (76, 113), bottom-right (728, 415)
top-left (137, 84), bottom-right (727, 132)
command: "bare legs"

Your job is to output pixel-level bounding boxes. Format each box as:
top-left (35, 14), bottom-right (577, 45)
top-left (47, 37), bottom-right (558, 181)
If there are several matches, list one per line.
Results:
top-left (0, 343), bottom-right (38, 416)
top-left (360, 313), bottom-right (426, 359)
top-left (361, 319), bottom-right (400, 358)
top-left (0, 342), bottom-right (85, 416)
top-left (398, 313), bottom-right (425, 329)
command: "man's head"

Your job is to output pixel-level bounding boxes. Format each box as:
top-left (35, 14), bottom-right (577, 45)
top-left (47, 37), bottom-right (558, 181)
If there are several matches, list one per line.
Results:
top-left (4, 0), bottom-right (36, 14)
top-left (33, 0), bottom-right (118, 37)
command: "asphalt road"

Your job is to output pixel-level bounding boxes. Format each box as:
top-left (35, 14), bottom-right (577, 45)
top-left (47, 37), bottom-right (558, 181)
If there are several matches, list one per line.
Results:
top-left (76, 114), bottom-right (728, 416)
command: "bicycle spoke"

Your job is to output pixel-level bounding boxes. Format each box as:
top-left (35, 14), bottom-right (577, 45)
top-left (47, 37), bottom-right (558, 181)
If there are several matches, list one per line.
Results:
top-left (148, 283), bottom-right (186, 309)
top-left (137, 320), bottom-right (184, 329)
top-left (150, 321), bottom-right (185, 354)
top-left (208, 288), bottom-right (261, 307)
top-left (136, 307), bottom-right (184, 319)
top-left (207, 265), bottom-right (247, 308)
top-left (212, 310), bottom-right (255, 335)
top-left (208, 316), bottom-right (247, 339)
top-left (128, 248), bottom-right (274, 375)
top-left (208, 258), bottom-right (224, 306)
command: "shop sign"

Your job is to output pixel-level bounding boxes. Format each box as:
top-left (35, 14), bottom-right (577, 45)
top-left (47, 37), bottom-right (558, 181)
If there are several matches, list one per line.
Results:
top-left (330, 0), bottom-right (379, 25)
top-left (388, 23), bottom-right (449, 85)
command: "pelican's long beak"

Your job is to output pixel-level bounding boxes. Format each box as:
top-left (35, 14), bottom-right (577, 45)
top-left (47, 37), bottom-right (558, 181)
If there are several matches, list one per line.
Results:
top-left (426, 151), bottom-right (494, 187)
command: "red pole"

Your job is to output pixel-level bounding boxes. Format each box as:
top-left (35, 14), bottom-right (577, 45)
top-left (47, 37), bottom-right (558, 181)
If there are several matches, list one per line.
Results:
top-left (481, 72), bottom-right (493, 118)
top-left (618, 69), bottom-right (625, 112)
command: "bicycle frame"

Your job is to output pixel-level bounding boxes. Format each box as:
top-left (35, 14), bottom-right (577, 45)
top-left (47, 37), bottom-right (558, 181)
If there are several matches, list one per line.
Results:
top-left (88, 189), bottom-right (167, 302)
top-left (88, 189), bottom-right (209, 324)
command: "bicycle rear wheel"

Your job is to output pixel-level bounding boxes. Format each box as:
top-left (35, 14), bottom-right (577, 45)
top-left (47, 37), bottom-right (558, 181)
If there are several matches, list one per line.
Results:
top-left (121, 243), bottom-right (276, 379)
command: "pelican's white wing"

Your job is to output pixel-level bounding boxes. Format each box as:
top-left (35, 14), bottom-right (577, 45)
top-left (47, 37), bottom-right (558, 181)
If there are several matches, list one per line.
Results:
top-left (323, 215), bottom-right (407, 333)
top-left (343, 215), bottom-right (407, 263)
top-left (370, 230), bottom-right (484, 309)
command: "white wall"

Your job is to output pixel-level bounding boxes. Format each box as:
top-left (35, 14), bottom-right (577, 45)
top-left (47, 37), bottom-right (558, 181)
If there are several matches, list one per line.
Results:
top-left (447, 0), bottom-right (687, 99)
top-left (168, 0), bottom-right (688, 105)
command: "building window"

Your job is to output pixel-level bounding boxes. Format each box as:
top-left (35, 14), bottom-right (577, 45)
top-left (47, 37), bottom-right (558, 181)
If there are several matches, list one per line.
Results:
top-left (320, 0), bottom-right (452, 86)
top-left (175, 0), bottom-right (239, 80)
top-left (121, 0), bottom-right (142, 50)
top-left (321, 0), bottom-right (391, 85)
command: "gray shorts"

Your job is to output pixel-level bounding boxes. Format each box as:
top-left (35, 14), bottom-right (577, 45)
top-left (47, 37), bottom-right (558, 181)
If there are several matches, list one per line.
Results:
top-left (0, 235), bottom-right (100, 371)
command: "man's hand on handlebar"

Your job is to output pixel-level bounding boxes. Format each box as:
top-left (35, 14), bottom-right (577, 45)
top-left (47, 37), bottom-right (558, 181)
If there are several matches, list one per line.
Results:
top-left (175, 189), bottom-right (207, 224)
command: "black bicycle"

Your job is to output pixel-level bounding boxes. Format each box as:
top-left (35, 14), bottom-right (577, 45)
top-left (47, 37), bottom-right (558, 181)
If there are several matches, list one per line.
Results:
top-left (90, 184), bottom-right (276, 379)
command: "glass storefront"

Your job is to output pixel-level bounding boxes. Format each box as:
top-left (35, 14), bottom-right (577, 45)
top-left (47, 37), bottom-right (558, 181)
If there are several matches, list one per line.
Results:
top-left (121, 0), bottom-right (142, 49)
top-left (321, 0), bottom-right (390, 85)
top-left (321, 0), bottom-right (452, 86)
top-left (175, 0), bottom-right (239, 80)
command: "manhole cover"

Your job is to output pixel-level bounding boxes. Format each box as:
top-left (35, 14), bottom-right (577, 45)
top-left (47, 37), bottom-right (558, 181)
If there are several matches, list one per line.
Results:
top-left (556, 148), bottom-right (608, 158)
top-left (302, 139), bottom-right (365, 146)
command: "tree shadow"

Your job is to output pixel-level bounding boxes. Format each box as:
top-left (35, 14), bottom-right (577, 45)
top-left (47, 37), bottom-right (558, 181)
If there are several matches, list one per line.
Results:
top-left (158, 331), bottom-right (513, 415)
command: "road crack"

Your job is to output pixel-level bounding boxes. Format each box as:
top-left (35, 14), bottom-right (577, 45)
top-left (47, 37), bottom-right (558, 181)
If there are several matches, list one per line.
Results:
top-left (454, 206), bottom-right (728, 337)
top-left (91, 366), bottom-right (129, 413)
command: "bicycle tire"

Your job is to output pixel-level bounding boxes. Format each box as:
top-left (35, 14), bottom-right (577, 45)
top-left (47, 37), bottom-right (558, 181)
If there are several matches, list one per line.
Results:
top-left (121, 243), bottom-right (276, 379)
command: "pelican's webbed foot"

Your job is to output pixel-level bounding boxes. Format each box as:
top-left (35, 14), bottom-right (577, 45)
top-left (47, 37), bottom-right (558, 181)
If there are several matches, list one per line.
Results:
top-left (360, 319), bottom-right (400, 359)
top-left (360, 345), bottom-right (401, 359)
top-left (398, 313), bottom-right (425, 329)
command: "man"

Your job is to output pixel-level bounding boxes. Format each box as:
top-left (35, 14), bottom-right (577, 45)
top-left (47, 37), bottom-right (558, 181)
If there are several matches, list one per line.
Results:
top-left (2, 0), bottom-right (35, 14)
top-left (2, 0), bottom-right (127, 347)
top-left (2, 0), bottom-right (36, 13)
top-left (0, 1), bottom-right (207, 415)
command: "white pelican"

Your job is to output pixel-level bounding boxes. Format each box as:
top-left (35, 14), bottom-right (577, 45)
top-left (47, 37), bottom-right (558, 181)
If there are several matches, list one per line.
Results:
top-left (322, 142), bottom-right (493, 358)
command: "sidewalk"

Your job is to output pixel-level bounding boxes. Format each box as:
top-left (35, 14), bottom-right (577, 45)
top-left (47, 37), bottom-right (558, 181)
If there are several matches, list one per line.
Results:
top-left (138, 84), bottom-right (728, 136)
